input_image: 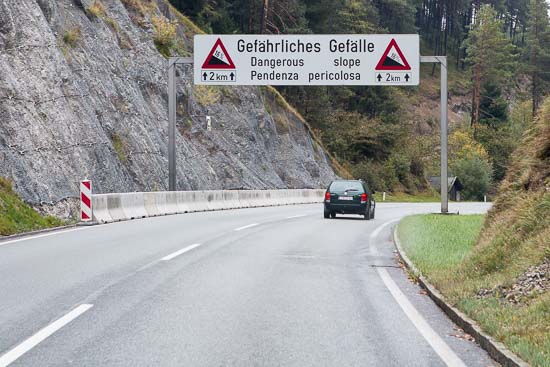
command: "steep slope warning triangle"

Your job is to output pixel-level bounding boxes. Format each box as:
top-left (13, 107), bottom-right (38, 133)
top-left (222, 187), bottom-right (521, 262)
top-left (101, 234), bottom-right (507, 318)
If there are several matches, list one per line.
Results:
top-left (375, 39), bottom-right (411, 71)
top-left (202, 38), bottom-right (236, 69)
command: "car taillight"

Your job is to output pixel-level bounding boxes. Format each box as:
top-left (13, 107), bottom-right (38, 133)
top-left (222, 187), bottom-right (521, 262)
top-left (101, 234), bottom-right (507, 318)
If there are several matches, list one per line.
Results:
top-left (360, 193), bottom-right (368, 203)
top-left (325, 192), bottom-right (331, 202)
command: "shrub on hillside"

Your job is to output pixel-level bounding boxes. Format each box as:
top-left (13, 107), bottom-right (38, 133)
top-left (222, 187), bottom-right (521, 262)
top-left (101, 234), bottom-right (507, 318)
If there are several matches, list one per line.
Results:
top-left (352, 160), bottom-right (386, 191)
top-left (476, 125), bottom-right (518, 182)
top-left (0, 176), bottom-right (13, 191)
top-left (152, 15), bottom-right (177, 57)
top-left (88, 0), bottom-right (106, 18)
top-left (62, 27), bottom-right (81, 47)
top-left (451, 156), bottom-right (492, 200)
top-left (490, 97), bottom-right (550, 214)
top-left (448, 127), bottom-right (493, 199)
top-left (121, 0), bottom-right (156, 16)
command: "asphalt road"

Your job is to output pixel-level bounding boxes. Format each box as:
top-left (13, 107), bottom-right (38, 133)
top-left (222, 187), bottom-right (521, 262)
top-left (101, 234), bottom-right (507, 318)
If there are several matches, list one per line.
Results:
top-left (0, 202), bottom-right (497, 367)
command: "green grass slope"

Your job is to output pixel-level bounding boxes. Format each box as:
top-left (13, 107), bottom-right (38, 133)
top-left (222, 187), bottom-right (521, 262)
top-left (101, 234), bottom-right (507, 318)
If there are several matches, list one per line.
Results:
top-left (398, 96), bottom-right (549, 366)
top-left (0, 178), bottom-right (63, 236)
top-left (448, 96), bottom-right (550, 366)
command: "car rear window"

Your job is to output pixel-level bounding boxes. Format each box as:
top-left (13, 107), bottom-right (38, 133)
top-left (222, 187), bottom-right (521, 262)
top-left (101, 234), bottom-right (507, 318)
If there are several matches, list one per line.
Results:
top-left (329, 181), bottom-right (363, 192)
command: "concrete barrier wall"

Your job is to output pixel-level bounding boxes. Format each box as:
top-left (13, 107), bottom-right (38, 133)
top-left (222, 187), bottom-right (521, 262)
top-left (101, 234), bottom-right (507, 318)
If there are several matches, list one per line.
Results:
top-left (91, 189), bottom-right (325, 223)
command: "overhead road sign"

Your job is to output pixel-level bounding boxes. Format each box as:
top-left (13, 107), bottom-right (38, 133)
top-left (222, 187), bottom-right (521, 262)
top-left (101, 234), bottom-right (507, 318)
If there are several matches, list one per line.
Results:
top-left (194, 35), bottom-right (419, 86)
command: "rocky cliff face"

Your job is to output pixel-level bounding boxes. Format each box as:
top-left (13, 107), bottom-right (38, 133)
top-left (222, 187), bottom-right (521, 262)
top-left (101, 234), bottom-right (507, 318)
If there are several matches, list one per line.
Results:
top-left (0, 0), bottom-right (336, 208)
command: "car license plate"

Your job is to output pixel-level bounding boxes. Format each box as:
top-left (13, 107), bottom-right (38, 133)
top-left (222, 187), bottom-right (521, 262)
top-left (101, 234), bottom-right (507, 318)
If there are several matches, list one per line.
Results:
top-left (339, 196), bottom-right (353, 200)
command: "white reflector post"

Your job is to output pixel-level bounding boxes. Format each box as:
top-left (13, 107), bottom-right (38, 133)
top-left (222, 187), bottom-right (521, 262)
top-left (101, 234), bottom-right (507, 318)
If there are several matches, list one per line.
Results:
top-left (80, 180), bottom-right (92, 222)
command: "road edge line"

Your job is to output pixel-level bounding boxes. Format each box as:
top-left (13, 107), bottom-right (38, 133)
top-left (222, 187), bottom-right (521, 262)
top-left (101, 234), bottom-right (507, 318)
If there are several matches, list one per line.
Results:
top-left (392, 225), bottom-right (529, 367)
top-left (0, 226), bottom-right (85, 247)
top-left (376, 267), bottom-right (466, 367)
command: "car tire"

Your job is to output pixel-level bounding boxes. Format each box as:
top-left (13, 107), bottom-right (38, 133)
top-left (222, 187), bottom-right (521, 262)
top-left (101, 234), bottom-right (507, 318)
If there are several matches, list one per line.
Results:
top-left (324, 210), bottom-right (330, 219)
top-left (364, 205), bottom-right (372, 220)
top-left (330, 211), bottom-right (336, 219)
top-left (371, 207), bottom-right (375, 219)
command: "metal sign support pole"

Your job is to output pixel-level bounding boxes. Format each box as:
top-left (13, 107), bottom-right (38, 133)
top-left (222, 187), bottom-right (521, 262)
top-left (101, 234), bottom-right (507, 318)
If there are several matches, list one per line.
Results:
top-left (420, 56), bottom-right (448, 214)
top-left (170, 52), bottom-right (445, 211)
top-left (167, 57), bottom-right (193, 191)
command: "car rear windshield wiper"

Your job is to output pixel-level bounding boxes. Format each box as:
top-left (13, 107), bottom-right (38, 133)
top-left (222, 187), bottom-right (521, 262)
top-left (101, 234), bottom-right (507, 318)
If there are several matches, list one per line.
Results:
top-left (344, 188), bottom-right (359, 192)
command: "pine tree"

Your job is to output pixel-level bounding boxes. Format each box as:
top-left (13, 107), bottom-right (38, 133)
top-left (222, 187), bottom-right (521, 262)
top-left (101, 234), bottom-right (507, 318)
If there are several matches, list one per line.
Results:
top-left (463, 4), bottom-right (517, 137)
top-left (525, 0), bottom-right (550, 115)
top-left (374, 0), bottom-right (416, 33)
top-left (332, 0), bottom-right (378, 33)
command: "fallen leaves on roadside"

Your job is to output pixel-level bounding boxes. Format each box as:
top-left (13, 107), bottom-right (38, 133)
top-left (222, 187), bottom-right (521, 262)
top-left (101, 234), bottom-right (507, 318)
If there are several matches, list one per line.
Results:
top-left (450, 326), bottom-right (475, 342)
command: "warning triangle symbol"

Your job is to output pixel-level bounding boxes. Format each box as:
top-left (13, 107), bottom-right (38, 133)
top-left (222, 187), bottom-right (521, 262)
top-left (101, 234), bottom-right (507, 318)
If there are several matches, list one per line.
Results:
top-left (375, 39), bottom-right (411, 71)
top-left (202, 38), bottom-right (236, 69)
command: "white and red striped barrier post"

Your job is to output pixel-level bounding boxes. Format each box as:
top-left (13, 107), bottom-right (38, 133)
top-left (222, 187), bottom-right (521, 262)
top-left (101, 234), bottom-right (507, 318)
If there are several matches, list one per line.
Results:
top-left (80, 180), bottom-right (92, 222)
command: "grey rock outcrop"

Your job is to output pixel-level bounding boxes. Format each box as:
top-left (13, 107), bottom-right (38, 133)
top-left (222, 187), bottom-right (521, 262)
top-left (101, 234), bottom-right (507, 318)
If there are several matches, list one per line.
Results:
top-left (0, 0), bottom-right (336, 206)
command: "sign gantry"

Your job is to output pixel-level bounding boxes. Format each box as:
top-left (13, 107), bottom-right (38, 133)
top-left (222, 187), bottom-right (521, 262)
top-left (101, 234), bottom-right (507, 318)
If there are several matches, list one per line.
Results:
top-left (168, 35), bottom-right (449, 213)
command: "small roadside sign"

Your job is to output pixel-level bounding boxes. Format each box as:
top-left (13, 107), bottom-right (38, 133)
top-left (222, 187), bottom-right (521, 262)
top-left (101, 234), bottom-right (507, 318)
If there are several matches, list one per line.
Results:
top-left (194, 34), bottom-right (419, 86)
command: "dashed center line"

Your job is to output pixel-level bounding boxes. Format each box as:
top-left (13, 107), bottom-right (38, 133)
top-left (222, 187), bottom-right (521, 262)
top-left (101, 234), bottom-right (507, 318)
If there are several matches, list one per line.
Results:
top-left (234, 223), bottom-right (259, 231)
top-left (286, 214), bottom-right (307, 219)
top-left (0, 304), bottom-right (93, 367)
top-left (161, 244), bottom-right (201, 261)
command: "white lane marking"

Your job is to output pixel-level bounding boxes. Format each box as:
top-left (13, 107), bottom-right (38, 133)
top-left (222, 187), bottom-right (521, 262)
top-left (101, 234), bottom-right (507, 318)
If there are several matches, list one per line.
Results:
top-left (0, 304), bottom-right (93, 367)
top-left (369, 218), bottom-right (400, 240)
top-left (0, 228), bottom-right (83, 247)
top-left (377, 268), bottom-right (466, 367)
top-left (161, 244), bottom-right (201, 261)
top-left (234, 223), bottom-right (259, 231)
top-left (286, 214), bottom-right (306, 219)
top-left (279, 254), bottom-right (318, 259)
top-left (370, 220), bottom-right (466, 367)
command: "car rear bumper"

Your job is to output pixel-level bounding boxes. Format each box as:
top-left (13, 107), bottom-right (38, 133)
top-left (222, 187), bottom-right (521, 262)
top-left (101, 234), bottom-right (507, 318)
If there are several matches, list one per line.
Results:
top-left (324, 202), bottom-right (367, 214)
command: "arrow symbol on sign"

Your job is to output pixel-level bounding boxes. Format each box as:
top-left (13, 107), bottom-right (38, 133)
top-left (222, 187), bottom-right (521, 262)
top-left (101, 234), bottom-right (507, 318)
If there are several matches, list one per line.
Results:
top-left (377, 74), bottom-right (382, 82)
top-left (405, 74), bottom-right (410, 82)
top-left (202, 72), bottom-right (208, 80)
top-left (230, 72), bottom-right (235, 81)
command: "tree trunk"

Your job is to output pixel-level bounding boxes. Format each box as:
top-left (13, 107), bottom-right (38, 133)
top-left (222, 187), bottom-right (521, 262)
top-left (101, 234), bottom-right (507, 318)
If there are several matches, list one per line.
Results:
top-left (248, 0), bottom-right (254, 33)
top-left (260, 0), bottom-right (269, 34)
top-left (444, 12), bottom-right (449, 55)
top-left (472, 62), bottom-right (481, 138)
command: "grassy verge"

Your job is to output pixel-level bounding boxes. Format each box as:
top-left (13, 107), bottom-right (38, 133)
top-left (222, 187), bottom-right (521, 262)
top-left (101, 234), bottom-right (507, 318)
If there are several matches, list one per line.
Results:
top-left (398, 214), bottom-right (549, 366)
top-left (398, 214), bottom-right (485, 281)
top-left (373, 190), bottom-right (440, 203)
top-left (0, 178), bottom-right (63, 236)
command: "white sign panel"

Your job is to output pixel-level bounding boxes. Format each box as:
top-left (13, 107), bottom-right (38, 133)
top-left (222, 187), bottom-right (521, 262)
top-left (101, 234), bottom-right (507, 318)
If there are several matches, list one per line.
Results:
top-left (193, 34), bottom-right (419, 86)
